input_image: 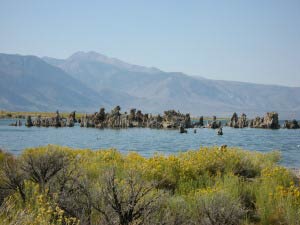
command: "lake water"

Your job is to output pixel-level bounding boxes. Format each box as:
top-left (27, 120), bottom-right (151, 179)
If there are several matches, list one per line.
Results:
top-left (0, 119), bottom-right (300, 167)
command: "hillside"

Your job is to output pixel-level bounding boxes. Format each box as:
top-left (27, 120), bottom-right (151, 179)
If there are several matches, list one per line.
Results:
top-left (43, 51), bottom-right (300, 118)
top-left (0, 53), bottom-right (109, 112)
top-left (0, 52), bottom-right (299, 118)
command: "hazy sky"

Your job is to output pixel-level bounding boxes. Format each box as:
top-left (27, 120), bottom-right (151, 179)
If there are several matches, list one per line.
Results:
top-left (0, 0), bottom-right (299, 86)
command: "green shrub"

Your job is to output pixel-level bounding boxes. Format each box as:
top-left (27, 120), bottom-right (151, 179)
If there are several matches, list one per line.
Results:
top-left (195, 192), bottom-right (246, 225)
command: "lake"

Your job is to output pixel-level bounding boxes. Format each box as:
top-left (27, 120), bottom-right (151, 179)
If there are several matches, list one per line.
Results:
top-left (0, 119), bottom-right (300, 167)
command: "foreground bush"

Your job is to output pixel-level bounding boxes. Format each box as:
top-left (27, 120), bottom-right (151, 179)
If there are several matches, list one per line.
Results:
top-left (0, 145), bottom-right (299, 225)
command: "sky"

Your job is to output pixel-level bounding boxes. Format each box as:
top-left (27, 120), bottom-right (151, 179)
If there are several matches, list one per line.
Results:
top-left (0, 0), bottom-right (300, 87)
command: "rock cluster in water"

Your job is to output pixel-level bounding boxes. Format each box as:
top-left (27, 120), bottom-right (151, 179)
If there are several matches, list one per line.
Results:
top-left (206, 116), bottom-right (222, 129)
top-left (8, 106), bottom-right (300, 130)
top-left (283, 120), bottom-right (300, 129)
top-left (227, 111), bottom-right (299, 129)
top-left (25, 111), bottom-right (77, 127)
top-left (228, 112), bottom-right (280, 129)
top-left (249, 112), bottom-right (280, 129)
top-left (228, 112), bottom-right (248, 128)
top-left (79, 107), bottom-right (193, 129)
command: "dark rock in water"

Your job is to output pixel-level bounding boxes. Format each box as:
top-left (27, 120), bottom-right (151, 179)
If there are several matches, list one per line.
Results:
top-left (217, 127), bottom-right (223, 135)
top-left (238, 113), bottom-right (248, 128)
top-left (80, 113), bottom-right (94, 128)
top-left (66, 111), bottom-right (76, 127)
top-left (54, 110), bottom-right (61, 127)
top-left (66, 117), bottom-right (74, 127)
top-left (193, 116), bottom-right (204, 128)
top-left (249, 112), bottom-right (280, 129)
top-left (25, 116), bottom-right (33, 127)
top-left (129, 108), bottom-right (136, 122)
top-left (108, 106), bottom-right (122, 128)
top-left (98, 108), bottom-right (106, 121)
top-left (283, 120), bottom-right (300, 129)
top-left (229, 112), bottom-right (239, 128)
top-left (209, 116), bottom-right (221, 129)
top-left (69, 111), bottom-right (77, 123)
top-left (249, 116), bottom-right (263, 128)
top-left (34, 115), bottom-right (42, 127)
top-left (199, 116), bottom-right (204, 127)
top-left (194, 129), bottom-right (197, 133)
top-left (42, 118), bottom-right (50, 127)
top-left (264, 112), bottom-right (280, 129)
top-left (179, 126), bottom-right (187, 133)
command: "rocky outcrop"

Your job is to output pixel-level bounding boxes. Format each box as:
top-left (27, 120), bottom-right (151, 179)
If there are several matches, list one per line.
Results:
top-left (66, 111), bottom-right (76, 127)
top-left (208, 116), bottom-right (221, 129)
top-left (263, 112), bottom-right (280, 129)
top-left (179, 125), bottom-right (187, 133)
top-left (217, 127), bottom-right (223, 135)
top-left (249, 112), bottom-right (280, 129)
top-left (79, 107), bottom-right (193, 129)
top-left (229, 112), bottom-right (239, 128)
top-left (238, 113), bottom-right (248, 128)
top-left (249, 116), bottom-right (263, 128)
top-left (24, 111), bottom-right (71, 128)
top-left (162, 110), bottom-right (192, 129)
top-left (228, 113), bottom-right (248, 128)
top-left (283, 120), bottom-right (300, 129)
top-left (33, 115), bottom-right (42, 127)
top-left (193, 116), bottom-right (204, 128)
top-left (147, 114), bottom-right (163, 129)
top-left (25, 116), bottom-right (33, 127)
top-left (199, 116), bottom-right (204, 127)
top-left (20, 108), bottom-right (286, 130)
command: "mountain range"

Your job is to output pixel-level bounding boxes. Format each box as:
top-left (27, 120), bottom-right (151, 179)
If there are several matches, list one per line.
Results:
top-left (1, 51), bottom-right (300, 119)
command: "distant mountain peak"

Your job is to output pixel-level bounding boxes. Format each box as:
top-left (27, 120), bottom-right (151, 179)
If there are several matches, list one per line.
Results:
top-left (69, 51), bottom-right (106, 60)
top-left (68, 51), bottom-right (162, 74)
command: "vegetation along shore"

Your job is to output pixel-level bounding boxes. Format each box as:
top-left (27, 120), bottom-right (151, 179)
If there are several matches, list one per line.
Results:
top-left (1, 145), bottom-right (300, 225)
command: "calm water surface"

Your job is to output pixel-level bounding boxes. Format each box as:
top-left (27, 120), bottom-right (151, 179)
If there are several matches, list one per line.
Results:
top-left (0, 119), bottom-right (300, 167)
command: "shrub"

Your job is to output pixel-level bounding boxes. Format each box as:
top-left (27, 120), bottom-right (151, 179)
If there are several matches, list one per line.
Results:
top-left (0, 154), bottom-right (26, 204)
top-left (21, 146), bottom-right (70, 192)
top-left (92, 168), bottom-right (163, 225)
top-left (155, 196), bottom-right (195, 225)
top-left (0, 181), bottom-right (79, 225)
top-left (195, 192), bottom-right (246, 225)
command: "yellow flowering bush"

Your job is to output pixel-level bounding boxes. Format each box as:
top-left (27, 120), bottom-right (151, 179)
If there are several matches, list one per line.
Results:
top-left (0, 181), bottom-right (79, 225)
top-left (0, 145), bottom-right (299, 225)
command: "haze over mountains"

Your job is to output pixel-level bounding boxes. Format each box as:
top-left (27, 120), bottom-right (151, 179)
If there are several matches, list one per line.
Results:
top-left (1, 51), bottom-right (300, 118)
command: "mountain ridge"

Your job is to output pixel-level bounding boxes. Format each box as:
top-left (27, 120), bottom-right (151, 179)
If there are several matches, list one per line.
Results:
top-left (1, 52), bottom-right (300, 119)
top-left (0, 53), bottom-right (111, 111)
